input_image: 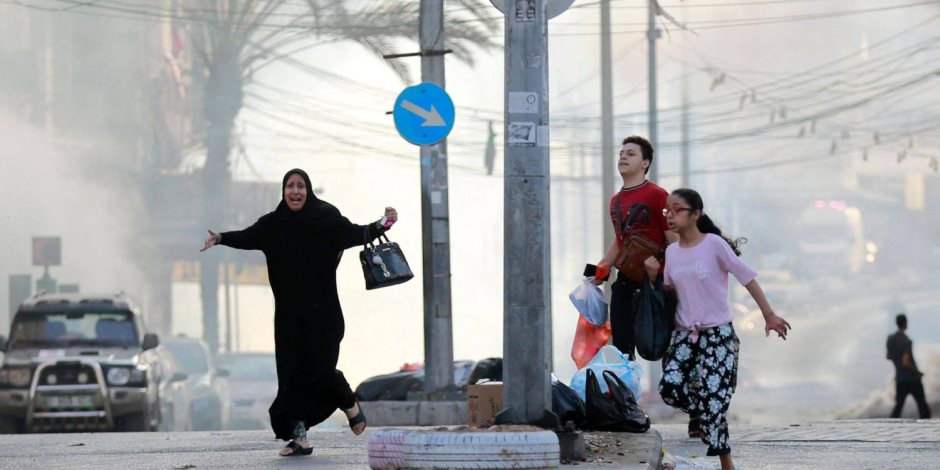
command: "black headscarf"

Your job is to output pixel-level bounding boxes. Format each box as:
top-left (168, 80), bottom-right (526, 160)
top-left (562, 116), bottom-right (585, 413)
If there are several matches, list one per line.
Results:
top-left (275, 168), bottom-right (341, 231)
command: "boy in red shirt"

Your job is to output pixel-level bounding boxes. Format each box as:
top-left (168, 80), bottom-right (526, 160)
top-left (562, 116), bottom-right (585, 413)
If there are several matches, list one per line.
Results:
top-left (594, 136), bottom-right (674, 360)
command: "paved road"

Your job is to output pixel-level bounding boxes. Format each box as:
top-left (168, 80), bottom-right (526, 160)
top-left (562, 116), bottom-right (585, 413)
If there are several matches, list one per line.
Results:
top-left (0, 419), bottom-right (935, 469)
top-left (0, 429), bottom-right (368, 470)
top-left (0, 427), bottom-right (657, 470)
top-left (660, 419), bottom-right (940, 470)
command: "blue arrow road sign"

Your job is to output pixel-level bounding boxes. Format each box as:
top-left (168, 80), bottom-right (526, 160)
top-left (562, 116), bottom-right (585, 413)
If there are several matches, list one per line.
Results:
top-left (393, 82), bottom-right (455, 146)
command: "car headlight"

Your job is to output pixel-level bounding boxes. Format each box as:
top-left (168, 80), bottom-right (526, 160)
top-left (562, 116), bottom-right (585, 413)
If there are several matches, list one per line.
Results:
top-left (106, 367), bottom-right (147, 386)
top-left (107, 368), bottom-right (130, 386)
top-left (7, 368), bottom-right (32, 388)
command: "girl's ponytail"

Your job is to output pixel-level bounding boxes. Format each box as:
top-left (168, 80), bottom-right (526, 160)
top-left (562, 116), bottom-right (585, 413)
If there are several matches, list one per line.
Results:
top-left (696, 213), bottom-right (746, 257)
top-left (672, 188), bottom-right (746, 256)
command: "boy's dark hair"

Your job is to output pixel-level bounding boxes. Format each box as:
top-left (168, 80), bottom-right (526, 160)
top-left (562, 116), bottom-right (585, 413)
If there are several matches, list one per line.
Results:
top-left (622, 135), bottom-right (654, 175)
top-left (896, 314), bottom-right (908, 329)
top-left (671, 188), bottom-right (747, 256)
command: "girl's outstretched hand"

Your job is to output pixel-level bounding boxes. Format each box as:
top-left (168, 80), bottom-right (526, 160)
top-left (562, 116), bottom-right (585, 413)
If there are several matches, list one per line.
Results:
top-left (201, 230), bottom-right (218, 252)
top-left (764, 313), bottom-right (791, 340)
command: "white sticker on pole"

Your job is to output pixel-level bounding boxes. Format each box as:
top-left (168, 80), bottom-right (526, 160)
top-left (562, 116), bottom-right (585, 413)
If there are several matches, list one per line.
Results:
top-left (509, 92), bottom-right (538, 114)
top-left (490, 0), bottom-right (574, 20)
top-left (508, 122), bottom-right (537, 147)
top-left (515, 0), bottom-right (536, 22)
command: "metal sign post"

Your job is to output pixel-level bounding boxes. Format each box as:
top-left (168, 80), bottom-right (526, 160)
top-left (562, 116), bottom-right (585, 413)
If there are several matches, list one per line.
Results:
top-left (32, 237), bottom-right (60, 294)
top-left (389, 0), bottom-right (458, 401)
top-left (493, 0), bottom-right (572, 427)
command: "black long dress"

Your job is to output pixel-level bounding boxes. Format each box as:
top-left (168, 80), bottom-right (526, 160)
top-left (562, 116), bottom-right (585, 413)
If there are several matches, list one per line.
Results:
top-left (219, 170), bottom-right (386, 440)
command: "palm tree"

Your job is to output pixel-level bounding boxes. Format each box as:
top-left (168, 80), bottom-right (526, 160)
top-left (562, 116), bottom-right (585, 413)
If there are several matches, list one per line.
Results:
top-left (186, 0), bottom-right (498, 352)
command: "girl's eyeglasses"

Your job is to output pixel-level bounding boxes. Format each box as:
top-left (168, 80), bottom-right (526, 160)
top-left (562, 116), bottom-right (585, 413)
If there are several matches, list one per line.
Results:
top-left (663, 205), bottom-right (692, 217)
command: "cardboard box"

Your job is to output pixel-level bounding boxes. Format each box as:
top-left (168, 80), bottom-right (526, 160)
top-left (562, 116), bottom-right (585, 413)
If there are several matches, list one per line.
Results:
top-left (467, 381), bottom-right (503, 427)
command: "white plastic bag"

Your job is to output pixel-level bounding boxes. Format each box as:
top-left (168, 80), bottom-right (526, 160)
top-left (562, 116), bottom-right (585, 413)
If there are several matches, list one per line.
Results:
top-left (569, 345), bottom-right (643, 402)
top-left (568, 277), bottom-right (608, 326)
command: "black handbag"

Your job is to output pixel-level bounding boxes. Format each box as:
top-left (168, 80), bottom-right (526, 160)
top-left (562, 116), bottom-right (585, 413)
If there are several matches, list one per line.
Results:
top-left (359, 228), bottom-right (414, 290)
top-left (633, 276), bottom-right (676, 361)
top-left (584, 369), bottom-right (650, 433)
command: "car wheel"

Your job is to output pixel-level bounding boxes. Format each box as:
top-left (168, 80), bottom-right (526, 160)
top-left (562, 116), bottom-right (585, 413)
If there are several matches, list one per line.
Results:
top-left (0, 415), bottom-right (22, 434)
top-left (162, 406), bottom-right (174, 432)
top-left (368, 428), bottom-right (411, 469)
top-left (115, 412), bottom-right (148, 432)
top-left (402, 429), bottom-right (560, 469)
top-left (191, 403), bottom-right (222, 431)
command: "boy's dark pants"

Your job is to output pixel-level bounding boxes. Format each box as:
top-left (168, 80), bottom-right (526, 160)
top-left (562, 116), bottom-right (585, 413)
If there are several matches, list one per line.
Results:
top-left (609, 274), bottom-right (642, 360)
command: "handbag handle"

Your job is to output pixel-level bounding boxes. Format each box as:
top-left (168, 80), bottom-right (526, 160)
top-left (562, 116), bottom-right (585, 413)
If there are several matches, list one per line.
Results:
top-left (363, 227), bottom-right (376, 251)
top-left (601, 369), bottom-right (638, 403)
top-left (363, 227), bottom-right (393, 250)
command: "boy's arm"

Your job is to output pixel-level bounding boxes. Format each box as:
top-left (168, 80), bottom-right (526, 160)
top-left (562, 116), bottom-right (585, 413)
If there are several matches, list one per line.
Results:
top-left (599, 239), bottom-right (618, 267)
top-left (591, 239), bottom-right (619, 285)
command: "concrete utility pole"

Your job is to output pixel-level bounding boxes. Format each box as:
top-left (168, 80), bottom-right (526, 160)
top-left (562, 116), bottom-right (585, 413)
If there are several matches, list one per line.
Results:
top-left (680, 63), bottom-right (691, 188)
top-left (680, 5), bottom-right (690, 188)
top-left (600, 0), bottom-right (615, 260)
top-left (647, 0), bottom-right (661, 180)
top-left (496, 0), bottom-right (561, 427)
top-left (418, 0), bottom-right (456, 400)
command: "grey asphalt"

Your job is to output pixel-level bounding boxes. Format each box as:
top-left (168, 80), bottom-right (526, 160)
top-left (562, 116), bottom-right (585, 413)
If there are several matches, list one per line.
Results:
top-left (0, 419), bottom-right (936, 469)
top-left (0, 427), bottom-right (658, 470)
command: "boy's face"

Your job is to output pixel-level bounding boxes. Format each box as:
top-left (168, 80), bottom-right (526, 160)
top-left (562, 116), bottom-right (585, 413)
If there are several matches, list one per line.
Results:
top-left (618, 143), bottom-right (648, 177)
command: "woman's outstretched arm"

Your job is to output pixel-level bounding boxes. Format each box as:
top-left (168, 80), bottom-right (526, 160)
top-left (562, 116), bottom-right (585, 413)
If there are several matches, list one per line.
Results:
top-left (334, 207), bottom-right (398, 250)
top-left (202, 216), bottom-right (268, 252)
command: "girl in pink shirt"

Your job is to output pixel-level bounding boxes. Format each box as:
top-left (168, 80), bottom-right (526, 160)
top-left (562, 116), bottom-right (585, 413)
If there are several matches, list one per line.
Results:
top-left (645, 188), bottom-right (790, 470)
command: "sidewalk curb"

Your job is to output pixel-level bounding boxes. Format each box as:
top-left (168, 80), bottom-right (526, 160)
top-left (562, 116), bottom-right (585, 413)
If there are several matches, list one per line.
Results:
top-left (648, 428), bottom-right (664, 470)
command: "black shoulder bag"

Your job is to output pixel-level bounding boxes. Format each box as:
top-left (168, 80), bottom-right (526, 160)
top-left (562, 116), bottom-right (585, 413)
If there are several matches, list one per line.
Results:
top-left (633, 276), bottom-right (676, 361)
top-left (359, 228), bottom-right (414, 290)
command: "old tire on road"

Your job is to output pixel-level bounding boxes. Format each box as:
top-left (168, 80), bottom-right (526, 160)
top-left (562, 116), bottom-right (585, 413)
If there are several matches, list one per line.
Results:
top-left (369, 428), bottom-right (411, 469)
top-left (402, 429), bottom-right (560, 469)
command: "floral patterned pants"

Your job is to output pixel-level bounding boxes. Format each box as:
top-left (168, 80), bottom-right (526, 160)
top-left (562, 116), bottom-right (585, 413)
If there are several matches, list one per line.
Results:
top-left (659, 323), bottom-right (740, 456)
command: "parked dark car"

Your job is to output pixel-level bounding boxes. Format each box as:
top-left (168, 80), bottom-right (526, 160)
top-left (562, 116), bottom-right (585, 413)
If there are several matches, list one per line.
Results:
top-left (156, 349), bottom-right (191, 432)
top-left (160, 337), bottom-right (229, 431)
top-left (0, 293), bottom-right (162, 433)
top-left (217, 352), bottom-right (277, 430)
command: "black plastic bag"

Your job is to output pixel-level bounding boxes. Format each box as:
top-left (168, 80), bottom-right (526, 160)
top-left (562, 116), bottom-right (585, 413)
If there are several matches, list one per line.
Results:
top-left (354, 370), bottom-right (424, 401)
top-left (585, 369), bottom-right (650, 433)
top-left (468, 357), bottom-right (503, 385)
top-left (551, 381), bottom-right (586, 429)
top-left (633, 276), bottom-right (676, 361)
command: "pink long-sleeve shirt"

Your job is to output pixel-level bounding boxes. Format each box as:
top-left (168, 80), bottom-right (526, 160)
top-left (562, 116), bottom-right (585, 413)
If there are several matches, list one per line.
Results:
top-left (663, 233), bottom-right (757, 340)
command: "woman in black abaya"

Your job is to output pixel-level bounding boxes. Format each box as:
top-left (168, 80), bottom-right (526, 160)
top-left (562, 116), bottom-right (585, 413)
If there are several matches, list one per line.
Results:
top-left (201, 168), bottom-right (397, 456)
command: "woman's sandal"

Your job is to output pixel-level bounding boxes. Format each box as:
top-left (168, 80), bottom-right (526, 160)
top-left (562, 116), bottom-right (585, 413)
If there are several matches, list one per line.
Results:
top-left (347, 402), bottom-right (367, 435)
top-left (280, 440), bottom-right (313, 457)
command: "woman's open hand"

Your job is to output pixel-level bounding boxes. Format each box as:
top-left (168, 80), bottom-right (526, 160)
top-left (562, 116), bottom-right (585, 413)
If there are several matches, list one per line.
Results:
top-left (201, 230), bottom-right (218, 252)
